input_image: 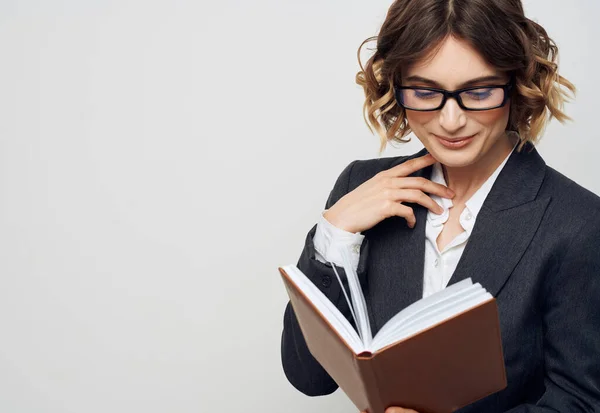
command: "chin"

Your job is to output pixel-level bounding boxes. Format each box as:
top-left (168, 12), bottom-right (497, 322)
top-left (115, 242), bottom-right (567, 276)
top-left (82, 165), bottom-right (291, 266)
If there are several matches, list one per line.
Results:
top-left (423, 137), bottom-right (484, 168)
top-left (432, 153), bottom-right (479, 168)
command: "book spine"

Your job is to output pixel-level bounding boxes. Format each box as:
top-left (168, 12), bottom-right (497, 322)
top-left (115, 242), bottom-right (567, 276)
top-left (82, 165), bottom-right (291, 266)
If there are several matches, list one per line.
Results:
top-left (355, 355), bottom-right (386, 413)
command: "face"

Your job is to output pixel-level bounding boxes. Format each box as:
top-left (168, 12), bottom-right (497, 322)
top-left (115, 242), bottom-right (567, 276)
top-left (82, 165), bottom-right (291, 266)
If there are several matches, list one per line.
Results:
top-left (402, 36), bottom-right (511, 168)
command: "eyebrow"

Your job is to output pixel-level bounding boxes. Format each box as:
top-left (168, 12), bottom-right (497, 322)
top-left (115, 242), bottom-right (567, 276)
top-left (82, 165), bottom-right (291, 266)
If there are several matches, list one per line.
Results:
top-left (403, 75), bottom-right (506, 89)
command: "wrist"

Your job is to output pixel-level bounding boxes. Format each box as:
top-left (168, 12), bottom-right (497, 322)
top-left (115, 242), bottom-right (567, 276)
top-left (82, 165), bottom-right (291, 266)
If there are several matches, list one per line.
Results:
top-left (323, 210), bottom-right (356, 233)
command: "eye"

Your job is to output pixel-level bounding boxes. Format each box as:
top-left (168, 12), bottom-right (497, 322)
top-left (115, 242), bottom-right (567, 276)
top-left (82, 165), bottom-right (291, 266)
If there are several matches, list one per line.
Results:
top-left (413, 89), bottom-right (440, 100)
top-left (464, 88), bottom-right (493, 100)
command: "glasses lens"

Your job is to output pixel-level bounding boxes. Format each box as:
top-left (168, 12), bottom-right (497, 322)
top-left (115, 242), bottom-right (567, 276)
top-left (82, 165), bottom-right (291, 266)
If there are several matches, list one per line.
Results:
top-left (459, 87), bottom-right (505, 109)
top-left (398, 88), bottom-right (444, 110)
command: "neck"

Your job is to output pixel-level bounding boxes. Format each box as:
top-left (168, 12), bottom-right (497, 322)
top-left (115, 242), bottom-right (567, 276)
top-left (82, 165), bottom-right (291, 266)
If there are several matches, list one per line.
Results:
top-left (442, 133), bottom-right (516, 205)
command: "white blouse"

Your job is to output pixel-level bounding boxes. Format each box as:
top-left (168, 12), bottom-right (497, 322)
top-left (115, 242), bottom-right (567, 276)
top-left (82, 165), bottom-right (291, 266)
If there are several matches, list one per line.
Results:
top-left (313, 147), bottom-right (515, 298)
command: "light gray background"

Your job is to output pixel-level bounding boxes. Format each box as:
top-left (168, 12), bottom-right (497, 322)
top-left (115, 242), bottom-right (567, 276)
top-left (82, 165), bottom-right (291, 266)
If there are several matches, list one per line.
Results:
top-left (0, 1), bottom-right (598, 412)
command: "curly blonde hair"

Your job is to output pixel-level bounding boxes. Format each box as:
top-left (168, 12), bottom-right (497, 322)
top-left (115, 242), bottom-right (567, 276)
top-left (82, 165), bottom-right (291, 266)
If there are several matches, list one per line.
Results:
top-left (355, 0), bottom-right (576, 154)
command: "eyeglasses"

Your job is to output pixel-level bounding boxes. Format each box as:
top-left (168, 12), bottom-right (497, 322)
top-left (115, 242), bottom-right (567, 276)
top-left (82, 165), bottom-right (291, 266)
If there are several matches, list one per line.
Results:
top-left (393, 81), bottom-right (513, 111)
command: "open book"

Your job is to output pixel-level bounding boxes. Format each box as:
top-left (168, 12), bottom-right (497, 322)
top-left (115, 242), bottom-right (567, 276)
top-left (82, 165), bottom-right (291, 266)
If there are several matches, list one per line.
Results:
top-left (280, 246), bottom-right (506, 413)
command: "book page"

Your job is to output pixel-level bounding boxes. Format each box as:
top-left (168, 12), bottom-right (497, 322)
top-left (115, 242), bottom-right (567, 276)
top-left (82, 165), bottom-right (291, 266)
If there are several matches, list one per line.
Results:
top-left (369, 280), bottom-right (497, 351)
top-left (281, 265), bottom-right (364, 354)
top-left (331, 262), bottom-right (360, 342)
top-left (373, 291), bottom-right (492, 351)
top-left (372, 278), bottom-right (474, 346)
top-left (338, 245), bottom-right (372, 348)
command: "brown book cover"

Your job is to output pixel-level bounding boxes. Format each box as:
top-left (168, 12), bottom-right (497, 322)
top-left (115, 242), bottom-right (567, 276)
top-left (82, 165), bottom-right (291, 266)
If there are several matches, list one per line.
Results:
top-left (280, 267), bottom-right (507, 413)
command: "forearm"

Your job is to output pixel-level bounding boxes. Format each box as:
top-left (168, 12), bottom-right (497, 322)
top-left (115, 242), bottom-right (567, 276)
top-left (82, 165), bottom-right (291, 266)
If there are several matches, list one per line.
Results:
top-left (281, 223), bottom-right (368, 395)
top-left (281, 160), bottom-right (367, 396)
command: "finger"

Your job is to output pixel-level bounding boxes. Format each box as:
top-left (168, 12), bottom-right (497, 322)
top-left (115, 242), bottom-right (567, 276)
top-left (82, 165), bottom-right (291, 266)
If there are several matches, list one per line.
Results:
top-left (390, 177), bottom-right (455, 198)
top-left (388, 189), bottom-right (444, 215)
top-left (387, 202), bottom-right (416, 228)
top-left (385, 408), bottom-right (420, 413)
top-left (386, 153), bottom-right (437, 177)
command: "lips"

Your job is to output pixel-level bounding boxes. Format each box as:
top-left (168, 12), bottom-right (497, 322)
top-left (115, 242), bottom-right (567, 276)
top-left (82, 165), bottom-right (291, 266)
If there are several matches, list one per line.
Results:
top-left (435, 134), bottom-right (475, 142)
top-left (434, 133), bottom-right (476, 149)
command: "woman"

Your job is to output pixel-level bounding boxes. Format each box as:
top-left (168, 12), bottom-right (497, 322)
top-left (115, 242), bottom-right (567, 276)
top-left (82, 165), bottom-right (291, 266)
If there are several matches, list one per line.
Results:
top-left (281, 0), bottom-right (600, 412)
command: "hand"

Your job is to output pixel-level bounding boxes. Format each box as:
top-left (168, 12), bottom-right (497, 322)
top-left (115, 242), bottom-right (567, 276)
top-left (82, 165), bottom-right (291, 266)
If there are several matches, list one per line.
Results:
top-left (324, 153), bottom-right (454, 233)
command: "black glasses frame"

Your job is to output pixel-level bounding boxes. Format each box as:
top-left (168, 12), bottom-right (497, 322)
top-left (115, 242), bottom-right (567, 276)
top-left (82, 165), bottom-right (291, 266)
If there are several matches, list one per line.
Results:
top-left (394, 80), bottom-right (514, 112)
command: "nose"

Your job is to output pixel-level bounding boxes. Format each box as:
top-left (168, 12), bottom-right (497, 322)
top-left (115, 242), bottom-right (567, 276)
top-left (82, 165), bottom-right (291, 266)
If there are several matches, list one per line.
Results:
top-left (438, 97), bottom-right (467, 134)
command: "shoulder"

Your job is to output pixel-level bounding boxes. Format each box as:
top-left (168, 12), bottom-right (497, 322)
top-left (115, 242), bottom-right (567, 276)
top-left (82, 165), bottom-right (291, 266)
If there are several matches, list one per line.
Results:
top-left (536, 164), bottom-right (600, 256)
top-left (540, 167), bottom-right (600, 301)
top-left (542, 165), bottom-right (600, 218)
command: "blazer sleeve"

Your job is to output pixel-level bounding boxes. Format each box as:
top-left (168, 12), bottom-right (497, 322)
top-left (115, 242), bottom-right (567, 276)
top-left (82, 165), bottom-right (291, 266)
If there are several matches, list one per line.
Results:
top-left (503, 217), bottom-right (600, 412)
top-left (280, 160), bottom-right (371, 396)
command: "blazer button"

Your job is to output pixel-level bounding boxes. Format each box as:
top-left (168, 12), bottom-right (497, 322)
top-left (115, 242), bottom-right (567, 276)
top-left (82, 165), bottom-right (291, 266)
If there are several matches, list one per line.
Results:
top-left (322, 275), bottom-right (332, 288)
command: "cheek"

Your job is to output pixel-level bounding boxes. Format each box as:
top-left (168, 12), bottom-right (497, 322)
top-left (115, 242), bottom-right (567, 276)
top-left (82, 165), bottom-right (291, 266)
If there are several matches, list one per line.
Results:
top-left (406, 111), bottom-right (437, 129)
top-left (470, 105), bottom-right (510, 130)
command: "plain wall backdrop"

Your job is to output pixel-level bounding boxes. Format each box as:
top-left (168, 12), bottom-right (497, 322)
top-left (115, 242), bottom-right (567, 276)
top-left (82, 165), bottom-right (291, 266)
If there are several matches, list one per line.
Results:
top-left (0, 0), bottom-right (598, 412)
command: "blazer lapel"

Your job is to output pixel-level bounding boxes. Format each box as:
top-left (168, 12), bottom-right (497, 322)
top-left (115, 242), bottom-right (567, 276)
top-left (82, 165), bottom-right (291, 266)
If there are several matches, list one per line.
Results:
top-left (447, 143), bottom-right (551, 296)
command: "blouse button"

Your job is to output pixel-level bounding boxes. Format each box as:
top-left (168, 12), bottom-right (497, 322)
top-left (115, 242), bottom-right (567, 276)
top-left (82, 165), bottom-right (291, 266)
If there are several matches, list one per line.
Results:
top-left (434, 258), bottom-right (440, 268)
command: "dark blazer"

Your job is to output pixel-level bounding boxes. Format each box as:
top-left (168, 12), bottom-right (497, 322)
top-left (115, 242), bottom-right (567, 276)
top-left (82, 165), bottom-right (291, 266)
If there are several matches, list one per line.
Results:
top-left (281, 143), bottom-right (600, 412)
